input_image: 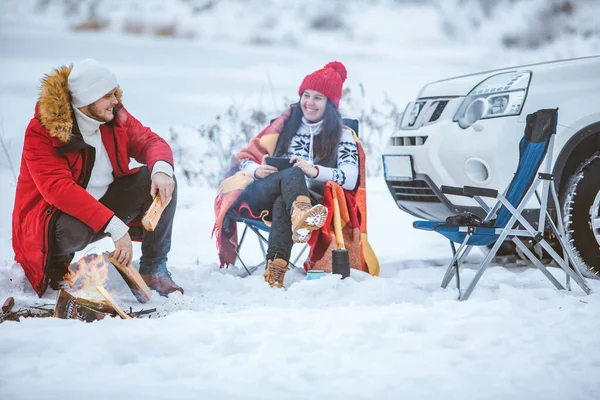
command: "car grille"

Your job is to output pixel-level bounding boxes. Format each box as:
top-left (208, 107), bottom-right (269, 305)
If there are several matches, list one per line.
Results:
top-left (387, 179), bottom-right (441, 203)
top-left (429, 100), bottom-right (448, 122)
top-left (388, 136), bottom-right (428, 146)
top-left (400, 98), bottom-right (453, 130)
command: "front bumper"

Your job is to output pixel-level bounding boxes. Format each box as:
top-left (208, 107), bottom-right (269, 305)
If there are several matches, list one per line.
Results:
top-left (383, 97), bottom-right (539, 222)
top-left (384, 172), bottom-right (540, 223)
top-left (384, 173), bottom-right (481, 221)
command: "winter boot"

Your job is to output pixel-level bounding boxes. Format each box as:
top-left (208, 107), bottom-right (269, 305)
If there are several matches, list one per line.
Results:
top-left (141, 271), bottom-right (184, 297)
top-left (291, 195), bottom-right (328, 243)
top-left (264, 258), bottom-right (289, 288)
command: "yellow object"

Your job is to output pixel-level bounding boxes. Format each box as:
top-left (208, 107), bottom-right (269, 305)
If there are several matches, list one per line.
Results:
top-left (361, 233), bottom-right (380, 276)
top-left (333, 198), bottom-right (345, 250)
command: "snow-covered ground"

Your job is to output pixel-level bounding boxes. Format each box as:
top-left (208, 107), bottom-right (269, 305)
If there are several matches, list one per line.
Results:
top-left (1, 3), bottom-right (600, 399)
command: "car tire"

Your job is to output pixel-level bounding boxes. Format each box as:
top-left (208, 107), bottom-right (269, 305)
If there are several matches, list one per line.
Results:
top-left (562, 153), bottom-right (600, 278)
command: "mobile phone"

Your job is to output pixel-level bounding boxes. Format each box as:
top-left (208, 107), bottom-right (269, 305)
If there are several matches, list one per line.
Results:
top-left (265, 157), bottom-right (293, 170)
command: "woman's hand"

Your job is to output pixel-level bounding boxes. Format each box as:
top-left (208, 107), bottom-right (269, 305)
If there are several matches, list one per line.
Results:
top-left (290, 156), bottom-right (318, 178)
top-left (254, 155), bottom-right (279, 179)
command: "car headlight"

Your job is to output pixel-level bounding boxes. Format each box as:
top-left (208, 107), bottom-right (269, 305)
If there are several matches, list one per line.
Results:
top-left (454, 71), bottom-right (531, 129)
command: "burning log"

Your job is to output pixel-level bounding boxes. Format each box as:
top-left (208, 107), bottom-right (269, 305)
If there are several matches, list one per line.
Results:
top-left (96, 286), bottom-right (131, 319)
top-left (75, 297), bottom-right (115, 314)
top-left (108, 252), bottom-right (152, 303)
top-left (53, 290), bottom-right (110, 322)
top-left (142, 195), bottom-right (165, 231)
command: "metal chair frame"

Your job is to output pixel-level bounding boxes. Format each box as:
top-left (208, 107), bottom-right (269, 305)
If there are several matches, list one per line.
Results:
top-left (414, 109), bottom-right (592, 300)
top-left (230, 215), bottom-right (308, 276)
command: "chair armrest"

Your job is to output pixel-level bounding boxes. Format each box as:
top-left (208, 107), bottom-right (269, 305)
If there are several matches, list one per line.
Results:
top-left (463, 185), bottom-right (498, 198)
top-left (441, 185), bottom-right (471, 197)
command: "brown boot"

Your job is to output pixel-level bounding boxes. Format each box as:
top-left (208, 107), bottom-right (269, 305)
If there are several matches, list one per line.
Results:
top-left (141, 271), bottom-right (184, 297)
top-left (291, 196), bottom-right (328, 243)
top-left (264, 258), bottom-right (288, 288)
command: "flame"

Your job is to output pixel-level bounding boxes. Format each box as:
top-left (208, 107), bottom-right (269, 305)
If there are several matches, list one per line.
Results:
top-left (68, 253), bottom-right (110, 297)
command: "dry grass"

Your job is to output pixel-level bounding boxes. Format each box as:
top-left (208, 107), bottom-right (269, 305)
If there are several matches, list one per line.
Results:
top-left (71, 19), bottom-right (109, 32)
top-left (153, 24), bottom-right (178, 38)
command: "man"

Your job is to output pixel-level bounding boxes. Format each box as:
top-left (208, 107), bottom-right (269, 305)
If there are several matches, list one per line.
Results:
top-left (12, 58), bottom-right (183, 297)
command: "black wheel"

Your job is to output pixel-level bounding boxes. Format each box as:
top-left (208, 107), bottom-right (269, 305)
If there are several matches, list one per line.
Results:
top-left (562, 154), bottom-right (600, 277)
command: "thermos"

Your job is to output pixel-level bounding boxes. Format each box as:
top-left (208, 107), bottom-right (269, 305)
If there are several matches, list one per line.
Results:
top-left (332, 249), bottom-right (350, 279)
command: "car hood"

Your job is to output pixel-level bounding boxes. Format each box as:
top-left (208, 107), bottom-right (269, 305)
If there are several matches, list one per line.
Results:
top-left (417, 56), bottom-right (600, 98)
top-left (418, 73), bottom-right (495, 98)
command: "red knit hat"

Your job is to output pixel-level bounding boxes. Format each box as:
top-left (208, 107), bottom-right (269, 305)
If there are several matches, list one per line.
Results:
top-left (298, 61), bottom-right (347, 108)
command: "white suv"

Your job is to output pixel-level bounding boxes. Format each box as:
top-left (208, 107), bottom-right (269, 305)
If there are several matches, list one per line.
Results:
top-left (382, 56), bottom-right (600, 275)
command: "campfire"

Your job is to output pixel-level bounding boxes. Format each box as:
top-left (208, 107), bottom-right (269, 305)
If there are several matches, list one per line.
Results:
top-left (0, 200), bottom-right (164, 323)
top-left (1, 292), bottom-right (155, 323)
top-left (45, 251), bottom-right (154, 322)
top-left (67, 251), bottom-right (152, 303)
top-left (68, 252), bottom-right (110, 298)
top-left (2, 252), bottom-right (154, 322)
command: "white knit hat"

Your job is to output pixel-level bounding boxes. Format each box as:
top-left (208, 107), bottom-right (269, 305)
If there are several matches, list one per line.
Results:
top-left (68, 58), bottom-right (118, 108)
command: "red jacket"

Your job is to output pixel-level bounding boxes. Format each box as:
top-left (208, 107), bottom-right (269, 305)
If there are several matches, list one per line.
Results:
top-left (12, 65), bottom-right (173, 296)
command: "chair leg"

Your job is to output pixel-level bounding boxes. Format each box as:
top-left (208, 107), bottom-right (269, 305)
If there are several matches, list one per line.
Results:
top-left (233, 225), bottom-right (249, 268)
top-left (234, 247), bottom-right (255, 277)
top-left (245, 224), bottom-right (303, 270)
top-left (512, 237), bottom-right (565, 290)
top-left (450, 241), bottom-right (460, 291)
top-left (441, 236), bottom-right (470, 289)
top-left (539, 238), bottom-right (591, 295)
top-left (459, 230), bottom-right (511, 301)
top-left (247, 225), bottom-right (269, 250)
top-left (547, 186), bottom-right (589, 284)
top-left (232, 224), bottom-right (272, 277)
top-left (291, 244), bottom-right (309, 267)
top-left (541, 194), bottom-right (591, 294)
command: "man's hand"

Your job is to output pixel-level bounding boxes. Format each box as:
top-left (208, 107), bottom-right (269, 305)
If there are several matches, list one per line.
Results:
top-left (289, 156), bottom-right (318, 178)
top-left (254, 154), bottom-right (279, 179)
top-left (151, 172), bottom-right (176, 206)
top-left (114, 232), bottom-right (133, 266)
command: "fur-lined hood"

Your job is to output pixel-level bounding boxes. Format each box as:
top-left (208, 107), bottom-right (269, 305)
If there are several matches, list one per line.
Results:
top-left (37, 65), bottom-right (123, 143)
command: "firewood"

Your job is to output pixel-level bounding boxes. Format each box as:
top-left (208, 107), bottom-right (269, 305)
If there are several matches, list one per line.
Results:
top-left (108, 251), bottom-right (152, 303)
top-left (53, 290), bottom-right (108, 322)
top-left (142, 195), bottom-right (165, 231)
top-left (2, 297), bottom-right (14, 314)
top-left (75, 297), bottom-right (115, 314)
top-left (96, 286), bottom-right (131, 319)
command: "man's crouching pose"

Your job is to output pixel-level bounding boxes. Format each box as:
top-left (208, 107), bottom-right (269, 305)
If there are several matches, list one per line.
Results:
top-left (12, 58), bottom-right (183, 297)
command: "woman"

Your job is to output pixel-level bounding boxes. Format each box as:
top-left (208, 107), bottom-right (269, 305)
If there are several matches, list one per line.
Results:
top-left (213, 61), bottom-right (360, 288)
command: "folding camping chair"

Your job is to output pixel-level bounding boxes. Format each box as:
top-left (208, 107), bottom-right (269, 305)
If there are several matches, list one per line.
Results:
top-left (228, 118), bottom-right (360, 276)
top-left (413, 108), bottom-right (591, 300)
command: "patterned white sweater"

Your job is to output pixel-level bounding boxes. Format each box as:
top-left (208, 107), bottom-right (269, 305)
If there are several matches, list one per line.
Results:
top-left (241, 117), bottom-right (359, 190)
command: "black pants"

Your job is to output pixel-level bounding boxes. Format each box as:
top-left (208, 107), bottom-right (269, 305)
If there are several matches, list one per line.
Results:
top-left (237, 166), bottom-right (313, 262)
top-left (51, 167), bottom-right (177, 274)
